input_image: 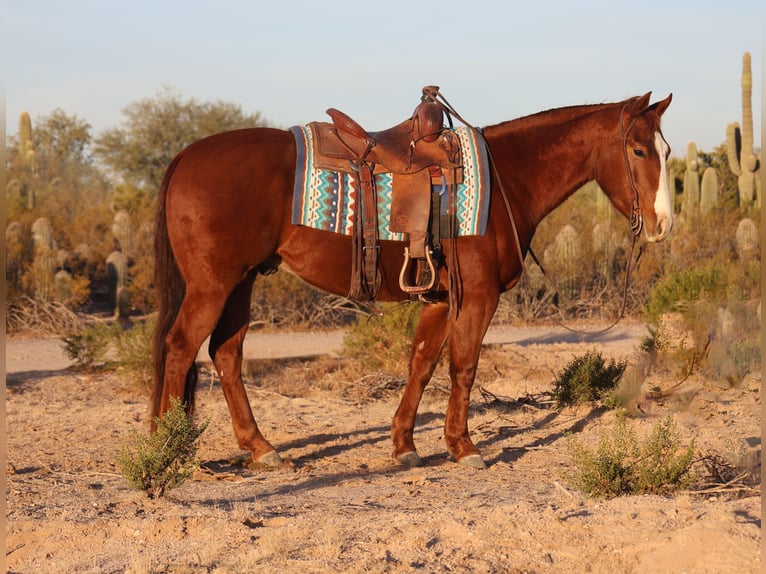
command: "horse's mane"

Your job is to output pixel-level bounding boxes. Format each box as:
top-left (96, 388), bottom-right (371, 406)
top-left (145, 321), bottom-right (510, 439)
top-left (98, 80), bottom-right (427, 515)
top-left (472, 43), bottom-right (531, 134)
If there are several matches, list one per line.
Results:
top-left (483, 99), bottom-right (631, 135)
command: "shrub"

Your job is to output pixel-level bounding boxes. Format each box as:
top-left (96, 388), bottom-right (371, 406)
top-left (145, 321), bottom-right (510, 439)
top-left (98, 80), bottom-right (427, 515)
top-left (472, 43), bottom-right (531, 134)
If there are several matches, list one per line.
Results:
top-left (644, 259), bottom-right (760, 385)
top-left (117, 397), bottom-right (208, 499)
top-left (645, 264), bottom-right (727, 323)
top-left (567, 414), bottom-right (695, 498)
top-left (61, 321), bottom-right (113, 369)
top-left (552, 351), bottom-right (627, 408)
top-left (342, 302), bottom-right (421, 374)
top-left (114, 318), bottom-right (155, 390)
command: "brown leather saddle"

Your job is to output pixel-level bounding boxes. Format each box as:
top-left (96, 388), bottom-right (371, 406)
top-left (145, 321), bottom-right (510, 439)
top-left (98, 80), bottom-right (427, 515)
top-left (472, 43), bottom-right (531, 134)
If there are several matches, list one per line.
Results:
top-left (309, 86), bottom-right (463, 300)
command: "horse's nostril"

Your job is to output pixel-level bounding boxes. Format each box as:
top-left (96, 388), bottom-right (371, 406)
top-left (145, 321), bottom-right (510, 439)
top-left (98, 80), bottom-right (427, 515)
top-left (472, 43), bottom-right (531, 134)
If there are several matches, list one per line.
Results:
top-left (654, 216), bottom-right (673, 240)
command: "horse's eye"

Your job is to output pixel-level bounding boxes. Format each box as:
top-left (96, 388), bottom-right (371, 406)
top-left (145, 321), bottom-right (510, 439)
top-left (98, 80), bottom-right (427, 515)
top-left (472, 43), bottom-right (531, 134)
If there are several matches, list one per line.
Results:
top-left (633, 148), bottom-right (647, 158)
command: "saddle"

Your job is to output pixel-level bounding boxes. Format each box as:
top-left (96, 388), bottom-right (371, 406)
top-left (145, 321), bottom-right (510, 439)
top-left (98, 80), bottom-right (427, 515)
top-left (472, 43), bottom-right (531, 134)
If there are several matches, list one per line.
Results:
top-left (309, 86), bottom-right (463, 300)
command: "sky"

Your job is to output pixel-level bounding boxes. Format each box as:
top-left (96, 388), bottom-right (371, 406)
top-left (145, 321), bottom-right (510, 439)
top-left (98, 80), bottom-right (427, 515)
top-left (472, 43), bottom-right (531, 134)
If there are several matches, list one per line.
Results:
top-left (3, 1), bottom-right (762, 156)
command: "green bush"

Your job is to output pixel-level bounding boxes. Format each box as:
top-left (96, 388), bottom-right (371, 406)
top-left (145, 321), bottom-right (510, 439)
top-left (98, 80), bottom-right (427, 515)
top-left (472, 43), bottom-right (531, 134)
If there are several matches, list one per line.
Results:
top-left (553, 351), bottom-right (627, 408)
top-left (61, 322), bottom-right (113, 369)
top-left (567, 414), bottom-right (695, 498)
top-left (645, 264), bottom-right (727, 323)
top-left (114, 318), bottom-right (155, 390)
top-left (117, 397), bottom-right (208, 499)
top-left (342, 302), bottom-right (422, 374)
top-left (644, 259), bottom-right (760, 385)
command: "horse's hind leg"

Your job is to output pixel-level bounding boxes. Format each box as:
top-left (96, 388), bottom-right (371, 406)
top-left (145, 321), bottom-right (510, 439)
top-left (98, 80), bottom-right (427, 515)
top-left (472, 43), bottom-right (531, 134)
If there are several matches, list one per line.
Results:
top-left (160, 286), bottom-right (230, 417)
top-left (391, 301), bottom-right (451, 466)
top-left (209, 272), bottom-right (282, 467)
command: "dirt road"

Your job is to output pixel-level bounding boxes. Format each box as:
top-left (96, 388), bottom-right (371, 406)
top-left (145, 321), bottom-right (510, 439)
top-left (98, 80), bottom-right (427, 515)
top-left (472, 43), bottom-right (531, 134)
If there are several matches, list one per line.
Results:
top-left (5, 323), bottom-right (646, 373)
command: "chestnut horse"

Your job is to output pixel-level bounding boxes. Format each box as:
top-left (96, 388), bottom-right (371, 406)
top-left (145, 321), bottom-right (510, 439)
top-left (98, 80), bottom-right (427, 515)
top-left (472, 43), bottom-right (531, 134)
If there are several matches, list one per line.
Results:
top-left (151, 91), bottom-right (672, 469)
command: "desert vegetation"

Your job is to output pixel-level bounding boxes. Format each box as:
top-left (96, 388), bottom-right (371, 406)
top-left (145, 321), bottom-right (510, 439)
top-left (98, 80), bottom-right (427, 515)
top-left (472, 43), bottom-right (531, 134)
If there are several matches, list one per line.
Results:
top-left (6, 58), bottom-right (761, 571)
top-left (6, 55), bottom-right (760, 502)
top-left (6, 89), bottom-right (760, 376)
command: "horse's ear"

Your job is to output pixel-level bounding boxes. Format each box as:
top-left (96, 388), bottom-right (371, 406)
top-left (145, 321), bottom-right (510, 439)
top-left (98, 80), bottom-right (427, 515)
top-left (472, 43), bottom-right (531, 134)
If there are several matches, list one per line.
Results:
top-left (631, 92), bottom-right (653, 113)
top-left (649, 93), bottom-right (673, 117)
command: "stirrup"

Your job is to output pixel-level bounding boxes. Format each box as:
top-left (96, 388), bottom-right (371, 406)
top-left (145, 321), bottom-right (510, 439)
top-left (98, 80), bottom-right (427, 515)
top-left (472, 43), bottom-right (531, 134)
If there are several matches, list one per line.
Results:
top-left (398, 246), bottom-right (437, 294)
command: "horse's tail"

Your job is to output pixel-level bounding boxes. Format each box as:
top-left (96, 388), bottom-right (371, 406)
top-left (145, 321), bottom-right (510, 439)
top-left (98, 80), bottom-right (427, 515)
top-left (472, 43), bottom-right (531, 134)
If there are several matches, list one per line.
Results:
top-left (150, 151), bottom-right (198, 425)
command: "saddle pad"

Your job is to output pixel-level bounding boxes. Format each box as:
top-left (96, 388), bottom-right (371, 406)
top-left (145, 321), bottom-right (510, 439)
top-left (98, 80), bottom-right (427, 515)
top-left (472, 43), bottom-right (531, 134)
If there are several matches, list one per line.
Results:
top-left (290, 124), bottom-right (490, 239)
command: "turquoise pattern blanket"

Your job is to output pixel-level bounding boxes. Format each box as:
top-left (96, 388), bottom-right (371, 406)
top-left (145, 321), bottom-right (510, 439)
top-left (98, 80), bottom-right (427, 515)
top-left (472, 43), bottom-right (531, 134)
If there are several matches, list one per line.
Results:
top-left (290, 124), bottom-right (490, 240)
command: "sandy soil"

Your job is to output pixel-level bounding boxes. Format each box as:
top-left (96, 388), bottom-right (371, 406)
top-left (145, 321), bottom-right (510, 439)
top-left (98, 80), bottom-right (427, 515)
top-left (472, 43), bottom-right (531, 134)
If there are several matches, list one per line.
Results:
top-left (5, 322), bottom-right (761, 573)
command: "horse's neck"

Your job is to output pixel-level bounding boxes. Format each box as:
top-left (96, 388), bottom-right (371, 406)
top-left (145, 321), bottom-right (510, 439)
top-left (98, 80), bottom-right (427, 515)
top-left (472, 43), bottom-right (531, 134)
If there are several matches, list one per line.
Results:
top-left (485, 104), bottom-right (618, 231)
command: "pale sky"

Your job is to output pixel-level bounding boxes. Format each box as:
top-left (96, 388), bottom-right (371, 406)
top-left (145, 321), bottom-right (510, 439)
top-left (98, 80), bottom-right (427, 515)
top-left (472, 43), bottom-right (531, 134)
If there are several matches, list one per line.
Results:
top-left (4, 0), bottom-right (762, 155)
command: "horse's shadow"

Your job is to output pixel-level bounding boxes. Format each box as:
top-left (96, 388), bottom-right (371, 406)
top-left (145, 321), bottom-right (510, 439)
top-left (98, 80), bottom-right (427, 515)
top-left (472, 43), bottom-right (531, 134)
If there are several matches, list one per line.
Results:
top-left (195, 401), bottom-right (606, 505)
top-left (6, 369), bottom-right (72, 390)
top-left (478, 406), bottom-right (609, 466)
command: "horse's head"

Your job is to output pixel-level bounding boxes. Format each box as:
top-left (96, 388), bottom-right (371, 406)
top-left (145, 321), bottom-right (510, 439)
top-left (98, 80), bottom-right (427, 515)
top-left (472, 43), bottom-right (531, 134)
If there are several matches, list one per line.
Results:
top-left (598, 92), bottom-right (673, 243)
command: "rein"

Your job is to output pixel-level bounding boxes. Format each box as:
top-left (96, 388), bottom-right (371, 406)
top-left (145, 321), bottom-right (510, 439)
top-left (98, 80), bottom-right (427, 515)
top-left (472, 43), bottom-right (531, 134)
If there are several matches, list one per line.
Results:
top-left (489, 102), bottom-right (646, 336)
top-left (426, 90), bottom-right (645, 336)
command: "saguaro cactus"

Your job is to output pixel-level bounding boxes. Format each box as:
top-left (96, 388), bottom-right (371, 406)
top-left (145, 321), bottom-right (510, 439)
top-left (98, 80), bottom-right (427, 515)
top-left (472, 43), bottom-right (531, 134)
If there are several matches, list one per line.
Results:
top-left (682, 142), bottom-right (700, 215)
top-left (591, 181), bottom-right (614, 224)
top-left (726, 52), bottom-right (761, 206)
top-left (544, 225), bottom-right (581, 300)
top-left (735, 218), bottom-right (759, 259)
top-left (55, 269), bottom-right (73, 303)
top-left (17, 112), bottom-right (38, 208)
top-left (31, 217), bottom-right (56, 300)
top-left (18, 112), bottom-right (34, 162)
top-left (592, 222), bottom-right (616, 281)
top-left (6, 222), bottom-right (24, 289)
top-left (699, 167), bottom-right (719, 215)
top-left (106, 250), bottom-right (129, 316)
top-left (112, 210), bottom-right (134, 259)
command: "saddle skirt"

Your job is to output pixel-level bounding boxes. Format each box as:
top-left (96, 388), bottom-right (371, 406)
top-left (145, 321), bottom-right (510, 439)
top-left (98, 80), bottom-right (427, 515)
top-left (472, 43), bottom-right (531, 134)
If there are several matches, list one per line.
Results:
top-left (290, 124), bottom-right (491, 240)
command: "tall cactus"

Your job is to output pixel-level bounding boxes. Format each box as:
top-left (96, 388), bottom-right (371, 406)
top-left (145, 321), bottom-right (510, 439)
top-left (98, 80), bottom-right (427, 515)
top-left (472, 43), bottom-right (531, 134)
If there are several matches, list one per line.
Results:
top-left (735, 218), bottom-right (759, 259)
top-left (726, 52), bottom-right (761, 206)
top-left (699, 167), bottom-right (719, 215)
top-left (6, 222), bottom-right (24, 289)
top-left (31, 217), bottom-right (57, 300)
top-left (18, 111), bottom-right (34, 161)
top-left (591, 181), bottom-right (613, 224)
top-left (112, 210), bottom-right (134, 259)
top-left (682, 142), bottom-right (700, 216)
top-left (55, 269), bottom-right (73, 303)
top-left (106, 250), bottom-right (129, 316)
top-left (592, 222), bottom-right (616, 281)
top-left (544, 225), bottom-right (581, 300)
top-left (17, 112), bottom-right (37, 208)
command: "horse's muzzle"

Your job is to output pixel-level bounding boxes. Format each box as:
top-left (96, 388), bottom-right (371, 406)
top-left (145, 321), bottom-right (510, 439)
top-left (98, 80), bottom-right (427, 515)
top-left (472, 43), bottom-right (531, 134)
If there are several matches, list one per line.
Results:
top-left (646, 214), bottom-right (673, 243)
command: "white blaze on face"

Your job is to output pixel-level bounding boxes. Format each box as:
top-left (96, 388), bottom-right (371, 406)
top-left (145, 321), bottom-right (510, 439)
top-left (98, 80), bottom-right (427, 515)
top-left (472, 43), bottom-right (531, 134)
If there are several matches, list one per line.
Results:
top-left (649, 131), bottom-right (673, 242)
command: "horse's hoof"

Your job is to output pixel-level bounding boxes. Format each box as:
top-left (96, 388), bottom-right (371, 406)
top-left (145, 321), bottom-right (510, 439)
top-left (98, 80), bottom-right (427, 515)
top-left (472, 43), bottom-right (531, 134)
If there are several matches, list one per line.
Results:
top-left (458, 454), bottom-right (487, 469)
top-left (256, 450), bottom-right (283, 468)
top-left (395, 451), bottom-right (424, 467)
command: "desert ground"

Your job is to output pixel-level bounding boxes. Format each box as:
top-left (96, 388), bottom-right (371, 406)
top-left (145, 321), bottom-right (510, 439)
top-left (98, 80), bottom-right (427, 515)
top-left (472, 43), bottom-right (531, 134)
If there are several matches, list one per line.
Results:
top-left (6, 321), bottom-right (761, 573)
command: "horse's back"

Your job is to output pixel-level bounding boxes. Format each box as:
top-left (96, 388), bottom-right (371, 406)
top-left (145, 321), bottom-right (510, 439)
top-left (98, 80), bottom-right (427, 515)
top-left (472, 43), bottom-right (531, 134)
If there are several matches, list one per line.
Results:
top-left (171, 127), bottom-right (295, 185)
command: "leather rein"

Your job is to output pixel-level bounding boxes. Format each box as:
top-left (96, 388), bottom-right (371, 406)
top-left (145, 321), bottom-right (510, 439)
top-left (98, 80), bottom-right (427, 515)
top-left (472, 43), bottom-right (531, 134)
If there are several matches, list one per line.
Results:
top-left (429, 91), bottom-right (645, 336)
top-left (491, 102), bottom-right (646, 336)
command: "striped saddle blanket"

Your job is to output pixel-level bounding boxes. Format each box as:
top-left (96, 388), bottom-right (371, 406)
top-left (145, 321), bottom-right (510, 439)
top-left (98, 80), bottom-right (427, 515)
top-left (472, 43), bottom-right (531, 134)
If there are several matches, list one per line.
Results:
top-left (290, 124), bottom-right (491, 240)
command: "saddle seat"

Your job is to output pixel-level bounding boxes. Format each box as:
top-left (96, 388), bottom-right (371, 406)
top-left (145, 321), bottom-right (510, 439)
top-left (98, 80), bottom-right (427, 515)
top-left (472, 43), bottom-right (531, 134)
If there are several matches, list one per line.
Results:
top-left (315, 100), bottom-right (461, 175)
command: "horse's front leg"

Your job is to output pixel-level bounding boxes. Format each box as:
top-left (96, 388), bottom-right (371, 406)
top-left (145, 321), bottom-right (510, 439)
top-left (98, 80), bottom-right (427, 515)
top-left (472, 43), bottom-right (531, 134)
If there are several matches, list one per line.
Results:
top-left (391, 301), bottom-right (451, 466)
top-left (443, 292), bottom-right (499, 469)
top-left (209, 274), bottom-right (282, 467)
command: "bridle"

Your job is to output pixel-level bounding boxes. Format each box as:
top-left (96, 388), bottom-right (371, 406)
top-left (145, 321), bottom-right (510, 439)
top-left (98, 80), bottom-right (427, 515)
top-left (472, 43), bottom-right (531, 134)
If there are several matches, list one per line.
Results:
top-left (619, 104), bottom-right (645, 238)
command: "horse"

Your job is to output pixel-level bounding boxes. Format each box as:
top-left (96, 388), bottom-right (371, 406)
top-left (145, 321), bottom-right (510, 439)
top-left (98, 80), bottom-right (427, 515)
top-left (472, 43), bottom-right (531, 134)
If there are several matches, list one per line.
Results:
top-left (151, 91), bottom-right (673, 469)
